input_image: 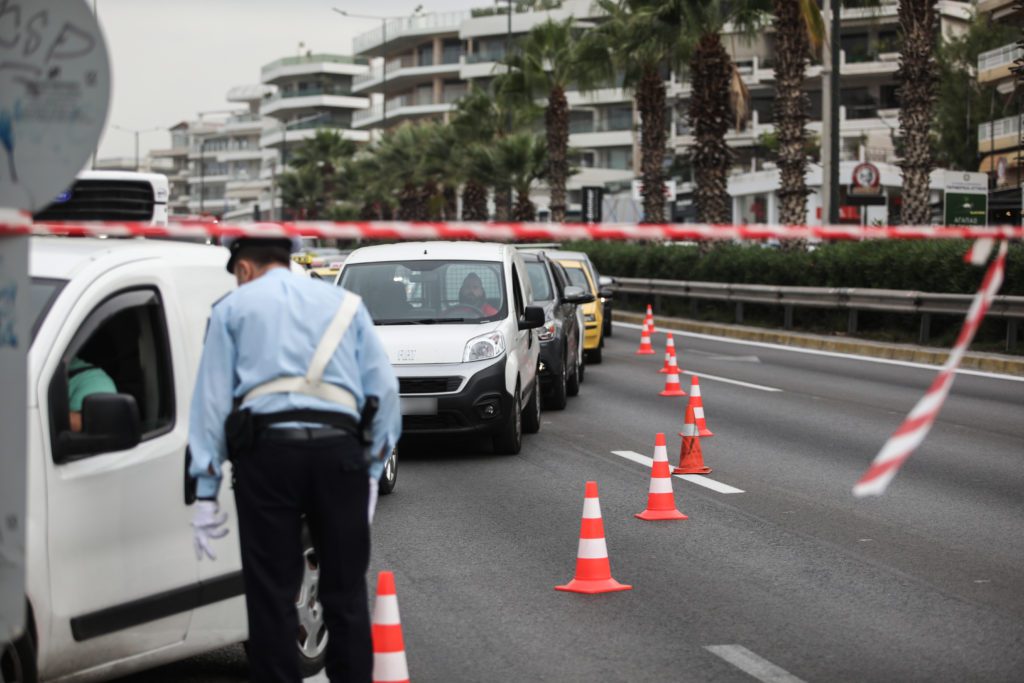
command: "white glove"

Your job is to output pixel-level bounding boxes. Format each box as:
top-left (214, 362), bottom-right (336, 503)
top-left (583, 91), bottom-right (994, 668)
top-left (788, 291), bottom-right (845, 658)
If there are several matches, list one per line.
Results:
top-left (368, 476), bottom-right (379, 525)
top-left (192, 500), bottom-right (229, 561)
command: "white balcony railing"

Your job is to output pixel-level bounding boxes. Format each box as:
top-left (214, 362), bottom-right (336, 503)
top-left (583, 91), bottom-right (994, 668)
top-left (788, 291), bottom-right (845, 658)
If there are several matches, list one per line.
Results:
top-left (978, 43), bottom-right (1023, 73)
top-left (978, 114), bottom-right (1024, 143)
top-left (353, 11), bottom-right (471, 54)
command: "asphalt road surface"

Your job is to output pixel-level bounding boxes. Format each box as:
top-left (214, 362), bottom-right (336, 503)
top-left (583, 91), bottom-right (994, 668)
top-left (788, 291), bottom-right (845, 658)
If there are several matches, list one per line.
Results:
top-left (115, 322), bottom-right (1024, 682)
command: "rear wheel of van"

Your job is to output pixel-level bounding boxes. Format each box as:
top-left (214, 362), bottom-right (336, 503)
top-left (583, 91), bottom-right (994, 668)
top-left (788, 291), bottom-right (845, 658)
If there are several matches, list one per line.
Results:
top-left (493, 387), bottom-right (523, 455)
top-left (1, 602), bottom-right (37, 683)
top-left (523, 379), bottom-right (542, 434)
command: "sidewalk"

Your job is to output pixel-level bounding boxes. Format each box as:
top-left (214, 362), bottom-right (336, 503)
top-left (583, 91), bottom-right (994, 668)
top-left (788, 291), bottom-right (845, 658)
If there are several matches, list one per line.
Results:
top-left (614, 311), bottom-right (1024, 376)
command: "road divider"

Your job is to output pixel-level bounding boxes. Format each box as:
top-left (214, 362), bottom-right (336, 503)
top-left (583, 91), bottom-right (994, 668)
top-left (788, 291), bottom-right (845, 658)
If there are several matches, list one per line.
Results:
top-left (635, 434), bottom-right (688, 521)
top-left (556, 481), bottom-right (632, 594)
top-left (659, 332), bottom-right (679, 374)
top-left (635, 320), bottom-right (655, 355)
top-left (686, 376), bottom-right (714, 436)
top-left (611, 451), bottom-right (745, 494)
top-left (705, 644), bottom-right (806, 683)
top-left (675, 406), bottom-right (712, 475)
top-left (644, 303), bottom-right (655, 334)
top-left (372, 571), bottom-right (410, 683)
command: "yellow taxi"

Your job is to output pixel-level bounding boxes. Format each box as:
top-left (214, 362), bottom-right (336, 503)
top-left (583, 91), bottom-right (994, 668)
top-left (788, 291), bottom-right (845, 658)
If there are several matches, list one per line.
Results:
top-left (553, 251), bottom-right (605, 364)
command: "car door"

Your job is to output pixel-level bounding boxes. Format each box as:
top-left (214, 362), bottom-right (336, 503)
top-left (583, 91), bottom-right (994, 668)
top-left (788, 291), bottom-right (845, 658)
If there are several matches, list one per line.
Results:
top-left (38, 264), bottom-right (198, 676)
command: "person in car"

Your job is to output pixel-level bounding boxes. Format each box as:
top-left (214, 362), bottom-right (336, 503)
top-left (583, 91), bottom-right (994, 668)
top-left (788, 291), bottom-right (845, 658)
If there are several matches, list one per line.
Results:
top-left (67, 355), bottom-right (117, 432)
top-left (457, 272), bottom-right (498, 315)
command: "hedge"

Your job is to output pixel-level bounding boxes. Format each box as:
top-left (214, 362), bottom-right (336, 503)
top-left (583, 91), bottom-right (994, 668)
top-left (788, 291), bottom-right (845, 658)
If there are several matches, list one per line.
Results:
top-left (563, 240), bottom-right (1024, 296)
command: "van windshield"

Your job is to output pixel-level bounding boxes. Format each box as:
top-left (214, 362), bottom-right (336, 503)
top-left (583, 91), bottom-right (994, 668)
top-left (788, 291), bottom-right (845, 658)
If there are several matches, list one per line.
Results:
top-left (340, 260), bottom-right (507, 324)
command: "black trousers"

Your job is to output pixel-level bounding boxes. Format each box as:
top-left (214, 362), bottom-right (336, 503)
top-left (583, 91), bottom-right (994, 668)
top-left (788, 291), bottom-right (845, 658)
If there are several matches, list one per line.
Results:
top-left (234, 431), bottom-right (372, 683)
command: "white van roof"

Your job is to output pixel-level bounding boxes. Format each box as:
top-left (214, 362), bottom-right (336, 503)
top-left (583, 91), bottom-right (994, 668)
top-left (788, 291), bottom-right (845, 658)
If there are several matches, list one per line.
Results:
top-left (344, 241), bottom-right (509, 265)
top-left (29, 237), bottom-right (228, 280)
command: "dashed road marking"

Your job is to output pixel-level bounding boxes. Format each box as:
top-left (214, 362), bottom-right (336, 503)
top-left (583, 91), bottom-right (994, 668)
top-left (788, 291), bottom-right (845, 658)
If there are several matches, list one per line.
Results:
top-left (611, 450), bottom-right (745, 494)
top-left (705, 644), bottom-right (806, 683)
top-left (681, 370), bottom-right (782, 393)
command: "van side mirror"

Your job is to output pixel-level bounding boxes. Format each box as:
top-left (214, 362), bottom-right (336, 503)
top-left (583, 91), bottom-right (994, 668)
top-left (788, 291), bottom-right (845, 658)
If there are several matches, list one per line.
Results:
top-left (56, 394), bottom-right (142, 461)
top-left (563, 285), bottom-right (595, 305)
top-left (519, 305), bottom-right (545, 330)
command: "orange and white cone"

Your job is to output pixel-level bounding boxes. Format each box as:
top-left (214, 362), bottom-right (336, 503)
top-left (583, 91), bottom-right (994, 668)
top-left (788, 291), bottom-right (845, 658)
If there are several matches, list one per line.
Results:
top-left (556, 481), bottom-right (632, 594)
top-left (675, 405), bottom-right (712, 475)
top-left (659, 333), bottom-right (678, 374)
top-left (635, 320), bottom-right (655, 355)
top-left (636, 433), bottom-right (687, 521)
top-left (659, 366), bottom-right (687, 397)
top-left (372, 571), bottom-right (410, 683)
top-left (687, 375), bottom-right (714, 436)
top-left (644, 303), bottom-right (655, 334)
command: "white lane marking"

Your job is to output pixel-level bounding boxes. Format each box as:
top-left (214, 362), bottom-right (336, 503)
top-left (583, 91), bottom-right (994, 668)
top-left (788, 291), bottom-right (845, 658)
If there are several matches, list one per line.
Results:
top-left (705, 644), bottom-right (806, 683)
top-left (611, 451), bottom-right (745, 494)
top-left (615, 321), bottom-right (1024, 382)
top-left (680, 369), bottom-right (782, 393)
top-left (304, 673), bottom-right (328, 682)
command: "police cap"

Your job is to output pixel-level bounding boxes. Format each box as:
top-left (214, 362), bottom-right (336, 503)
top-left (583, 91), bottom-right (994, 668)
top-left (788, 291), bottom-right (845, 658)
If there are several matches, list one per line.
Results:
top-left (223, 235), bottom-right (303, 274)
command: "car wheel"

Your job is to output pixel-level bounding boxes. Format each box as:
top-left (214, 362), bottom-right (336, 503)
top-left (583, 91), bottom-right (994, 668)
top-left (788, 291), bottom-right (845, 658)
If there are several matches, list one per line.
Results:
top-left (545, 351), bottom-right (568, 410)
top-left (522, 376), bottom-right (542, 434)
top-left (605, 315), bottom-right (613, 337)
top-left (379, 448), bottom-right (397, 495)
top-left (1, 607), bottom-right (37, 683)
top-left (493, 386), bottom-right (522, 454)
top-left (566, 350), bottom-right (581, 397)
top-left (296, 526), bottom-right (328, 677)
top-left (586, 347), bottom-right (603, 364)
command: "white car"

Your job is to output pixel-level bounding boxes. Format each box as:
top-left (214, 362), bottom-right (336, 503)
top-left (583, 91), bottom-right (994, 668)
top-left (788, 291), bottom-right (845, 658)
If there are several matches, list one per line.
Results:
top-left (338, 242), bottom-right (545, 454)
top-left (4, 237), bottom-right (331, 681)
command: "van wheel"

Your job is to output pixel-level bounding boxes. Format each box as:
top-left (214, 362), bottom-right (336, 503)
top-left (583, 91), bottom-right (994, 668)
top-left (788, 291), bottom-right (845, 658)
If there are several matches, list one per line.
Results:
top-left (379, 448), bottom-right (397, 495)
top-left (566, 351), bottom-right (581, 397)
top-left (545, 352), bottom-right (568, 410)
top-left (493, 387), bottom-right (522, 454)
top-left (1, 605), bottom-right (38, 683)
top-left (523, 379), bottom-right (542, 434)
top-left (296, 525), bottom-right (328, 677)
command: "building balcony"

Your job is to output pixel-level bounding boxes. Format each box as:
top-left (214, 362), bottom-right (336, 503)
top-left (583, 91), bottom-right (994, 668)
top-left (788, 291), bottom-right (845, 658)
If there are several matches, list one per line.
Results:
top-left (569, 127), bottom-right (633, 149)
top-left (259, 125), bottom-right (370, 149)
top-left (261, 54), bottom-right (369, 85)
top-left (353, 11), bottom-right (471, 57)
top-left (978, 43), bottom-right (1022, 85)
top-left (352, 61), bottom-right (462, 93)
top-left (260, 93), bottom-right (369, 118)
top-left (978, 114), bottom-right (1023, 154)
top-left (351, 100), bottom-right (455, 128)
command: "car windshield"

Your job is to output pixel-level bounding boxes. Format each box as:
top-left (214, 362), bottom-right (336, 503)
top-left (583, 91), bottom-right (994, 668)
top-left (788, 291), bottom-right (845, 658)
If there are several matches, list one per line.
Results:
top-left (525, 261), bottom-right (553, 302)
top-left (563, 266), bottom-right (591, 292)
top-left (28, 277), bottom-right (66, 345)
top-left (340, 259), bottom-right (507, 324)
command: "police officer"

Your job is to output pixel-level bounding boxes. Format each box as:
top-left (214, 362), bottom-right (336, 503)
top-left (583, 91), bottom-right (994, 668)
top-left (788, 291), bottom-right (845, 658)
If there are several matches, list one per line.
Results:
top-left (188, 236), bottom-right (400, 682)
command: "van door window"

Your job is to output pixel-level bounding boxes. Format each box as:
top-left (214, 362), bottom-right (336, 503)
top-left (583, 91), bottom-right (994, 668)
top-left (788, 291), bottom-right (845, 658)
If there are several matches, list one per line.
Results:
top-left (48, 288), bottom-right (175, 462)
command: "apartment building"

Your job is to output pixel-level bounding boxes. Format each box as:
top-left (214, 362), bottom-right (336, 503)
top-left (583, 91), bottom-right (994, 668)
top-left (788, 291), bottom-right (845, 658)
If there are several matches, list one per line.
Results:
top-left (976, 0), bottom-right (1023, 224)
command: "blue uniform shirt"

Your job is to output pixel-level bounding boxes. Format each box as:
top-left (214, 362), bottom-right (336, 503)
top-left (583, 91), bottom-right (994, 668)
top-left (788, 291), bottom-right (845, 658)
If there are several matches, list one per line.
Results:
top-left (188, 267), bottom-right (401, 499)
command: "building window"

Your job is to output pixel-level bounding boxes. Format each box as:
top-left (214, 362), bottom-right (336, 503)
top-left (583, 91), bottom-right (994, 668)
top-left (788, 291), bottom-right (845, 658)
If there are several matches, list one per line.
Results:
top-left (604, 147), bottom-right (632, 170)
top-left (417, 43), bottom-right (433, 67)
top-left (442, 39), bottom-right (462, 65)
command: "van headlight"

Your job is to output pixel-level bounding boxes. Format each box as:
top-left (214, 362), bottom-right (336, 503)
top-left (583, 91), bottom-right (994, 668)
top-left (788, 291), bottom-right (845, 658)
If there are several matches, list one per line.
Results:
top-left (538, 320), bottom-right (556, 342)
top-left (463, 331), bottom-right (506, 362)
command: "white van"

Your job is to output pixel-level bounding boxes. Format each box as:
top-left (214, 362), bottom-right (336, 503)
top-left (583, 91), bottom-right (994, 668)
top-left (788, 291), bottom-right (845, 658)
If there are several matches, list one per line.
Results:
top-left (338, 242), bottom-right (545, 454)
top-left (33, 171), bottom-right (170, 226)
top-left (4, 237), bottom-right (331, 682)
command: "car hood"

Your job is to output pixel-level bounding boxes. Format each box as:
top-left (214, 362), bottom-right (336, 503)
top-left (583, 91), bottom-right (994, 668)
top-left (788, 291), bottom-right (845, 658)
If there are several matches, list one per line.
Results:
top-left (374, 320), bottom-right (505, 365)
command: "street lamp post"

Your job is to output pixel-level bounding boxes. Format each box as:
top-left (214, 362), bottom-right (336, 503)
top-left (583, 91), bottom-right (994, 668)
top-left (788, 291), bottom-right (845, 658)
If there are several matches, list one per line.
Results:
top-left (111, 124), bottom-right (162, 171)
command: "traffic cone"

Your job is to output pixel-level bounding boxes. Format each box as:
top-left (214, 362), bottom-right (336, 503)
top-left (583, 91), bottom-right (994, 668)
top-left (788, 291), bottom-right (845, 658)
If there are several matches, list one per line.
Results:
top-left (687, 375), bottom-right (714, 437)
top-left (644, 303), bottom-right (655, 334)
top-left (636, 433), bottom-right (687, 521)
top-left (556, 481), bottom-right (632, 594)
top-left (635, 320), bottom-right (655, 355)
top-left (659, 367), bottom-right (687, 397)
top-left (659, 333), bottom-right (678, 374)
top-left (675, 405), bottom-right (712, 475)
top-left (372, 571), bottom-right (410, 683)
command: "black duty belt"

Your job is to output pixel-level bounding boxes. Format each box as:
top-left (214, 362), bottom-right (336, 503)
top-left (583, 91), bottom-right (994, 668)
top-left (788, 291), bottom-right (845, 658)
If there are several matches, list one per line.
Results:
top-left (264, 427), bottom-right (356, 442)
top-left (252, 409), bottom-right (360, 437)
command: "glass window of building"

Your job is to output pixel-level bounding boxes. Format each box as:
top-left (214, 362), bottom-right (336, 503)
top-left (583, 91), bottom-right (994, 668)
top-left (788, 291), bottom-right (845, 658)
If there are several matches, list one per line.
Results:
top-left (417, 43), bottom-right (433, 67)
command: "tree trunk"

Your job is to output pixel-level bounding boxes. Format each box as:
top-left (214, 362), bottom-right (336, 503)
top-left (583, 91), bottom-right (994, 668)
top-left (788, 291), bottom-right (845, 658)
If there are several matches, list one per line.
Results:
top-left (690, 34), bottom-right (734, 227)
top-left (772, 0), bottom-right (811, 248)
top-left (636, 65), bottom-right (667, 223)
top-left (398, 183), bottom-right (419, 221)
top-left (443, 185), bottom-right (458, 221)
top-left (546, 84), bottom-right (570, 223)
top-left (897, 0), bottom-right (938, 226)
top-left (461, 179), bottom-right (489, 220)
top-left (494, 186), bottom-right (512, 221)
top-left (514, 190), bottom-right (536, 221)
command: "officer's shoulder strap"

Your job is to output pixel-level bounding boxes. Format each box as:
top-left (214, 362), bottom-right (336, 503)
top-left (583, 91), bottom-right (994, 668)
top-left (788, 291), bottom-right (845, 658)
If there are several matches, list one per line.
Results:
top-left (306, 292), bottom-right (362, 383)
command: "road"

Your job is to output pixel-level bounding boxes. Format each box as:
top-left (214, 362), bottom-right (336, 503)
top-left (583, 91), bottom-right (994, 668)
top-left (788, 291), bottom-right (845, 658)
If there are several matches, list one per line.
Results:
top-left (116, 322), bottom-right (1024, 682)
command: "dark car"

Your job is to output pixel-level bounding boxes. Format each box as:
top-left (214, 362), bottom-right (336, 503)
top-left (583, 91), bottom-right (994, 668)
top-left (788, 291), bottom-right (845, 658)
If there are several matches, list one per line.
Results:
top-left (522, 252), bottom-right (594, 410)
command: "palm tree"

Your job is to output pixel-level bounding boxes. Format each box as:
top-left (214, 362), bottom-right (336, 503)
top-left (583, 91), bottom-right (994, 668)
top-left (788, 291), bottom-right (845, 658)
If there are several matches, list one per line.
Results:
top-left (500, 18), bottom-right (608, 222)
top-left (280, 129), bottom-right (358, 218)
top-left (279, 165), bottom-right (325, 219)
top-left (896, 0), bottom-right (939, 225)
top-left (450, 89), bottom-right (500, 220)
top-left (678, 0), bottom-right (767, 225)
top-left (771, 0), bottom-right (822, 233)
top-left (474, 133), bottom-right (549, 221)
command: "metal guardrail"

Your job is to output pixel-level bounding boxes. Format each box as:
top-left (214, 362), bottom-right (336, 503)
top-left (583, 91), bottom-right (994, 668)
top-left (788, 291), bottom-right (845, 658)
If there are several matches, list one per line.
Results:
top-left (612, 277), bottom-right (1024, 351)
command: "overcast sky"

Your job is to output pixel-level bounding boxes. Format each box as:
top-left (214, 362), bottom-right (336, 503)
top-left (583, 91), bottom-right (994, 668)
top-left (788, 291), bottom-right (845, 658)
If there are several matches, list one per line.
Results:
top-left (95, 0), bottom-right (487, 160)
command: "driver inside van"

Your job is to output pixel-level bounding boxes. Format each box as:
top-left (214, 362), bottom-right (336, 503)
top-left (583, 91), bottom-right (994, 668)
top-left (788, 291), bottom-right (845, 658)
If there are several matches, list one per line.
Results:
top-left (67, 355), bottom-right (117, 432)
top-left (457, 272), bottom-right (498, 316)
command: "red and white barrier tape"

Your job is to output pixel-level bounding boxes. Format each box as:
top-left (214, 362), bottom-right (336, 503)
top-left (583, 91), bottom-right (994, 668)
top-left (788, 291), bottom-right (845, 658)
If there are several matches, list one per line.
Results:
top-left (1, 218), bottom-right (1023, 242)
top-left (852, 240), bottom-right (1009, 497)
